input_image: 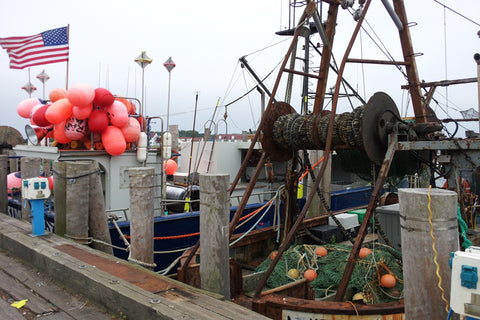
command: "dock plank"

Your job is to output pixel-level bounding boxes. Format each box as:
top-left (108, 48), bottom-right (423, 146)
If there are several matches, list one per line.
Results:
top-left (0, 298), bottom-right (26, 320)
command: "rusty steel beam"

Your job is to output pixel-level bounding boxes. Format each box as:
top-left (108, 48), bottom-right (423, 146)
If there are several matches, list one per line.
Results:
top-left (334, 136), bottom-right (397, 301)
top-left (401, 77), bottom-right (478, 89)
top-left (283, 68), bottom-right (323, 80)
top-left (346, 58), bottom-right (408, 65)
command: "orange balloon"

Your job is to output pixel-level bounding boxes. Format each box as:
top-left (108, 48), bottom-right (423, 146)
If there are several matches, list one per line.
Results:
top-left (46, 98), bottom-right (74, 124)
top-left (303, 269), bottom-right (317, 281)
top-left (102, 126), bottom-right (126, 156)
top-left (49, 88), bottom-right (67, 102)
top-left (380, 274), bottom-right (396, 288)
top-left (121, 117), bottom-right (141, 142)
top-left (53, 121), bottom-right (71, 144)
top-left (315, 246), bottom-right (328, 257)
top-left (359, 248), bottom-right (372, 258)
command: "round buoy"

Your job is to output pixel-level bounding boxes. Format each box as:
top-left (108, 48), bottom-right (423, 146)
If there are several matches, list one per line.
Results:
top-left (121, 117), bottom-right (141, 142)
top-left (315, 246), bottom-right (328, 257)
top-left (67, 83), bottom-right (95, 107)
top-left (32, 104), bottom-right (52, 127)
top-left (72, 103), bottom-right (93, 120)
top-left (380, 274), bottom-right (396, 288)
top-left (287, 268), bottom-right (299, 279)
top-left (303, 269), bottom-right (317, 281)
top-left (17, 97), bottom-right (41, 119)
top-left (53, 121), bottom-right (71, 144)
top-left (102, 125), bottom-right (126, 156)
top-left (49, 88), bottom-right (67, 102)
top-left (105, 100), bottom-right (129, 128)
top-left (64, 117), bottom-right (88, 140)
top-left (359, 247), bottom-right (372, 258)
top-left (7, 172), bottom-right (22, 194)
top-left (163, 159), bottom-right (178, 175)
top-left (93, 88), bottom-right (114, 108)
top-left (89, 109), bottom-right (109, 133)
top-left (46, 98), bottom-right (74, 124)
top-left (270, 251), bottom-right (278, 260)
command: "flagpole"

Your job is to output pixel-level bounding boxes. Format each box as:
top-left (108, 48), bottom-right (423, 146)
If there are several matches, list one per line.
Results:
top-left (66, 24), bottom-right (70, 90)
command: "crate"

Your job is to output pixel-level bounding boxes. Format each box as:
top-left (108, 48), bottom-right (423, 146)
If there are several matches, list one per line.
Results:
top-left (348, 208), bottom-right (374, 225)
top-left (328, 213), bottom-right (359, 230)
top-left (376, 203), bottom-right (401, 251)
top-left (309, 224), bottom-right (343, 243)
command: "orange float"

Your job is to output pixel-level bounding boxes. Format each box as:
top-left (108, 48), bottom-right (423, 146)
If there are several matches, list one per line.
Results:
top-left (53, 121), bottom-right (71, 144)
top-left (315, 246), bottom-right (328, 257)
top-left (106, 100), bottom-right (129, 128)
top-left (163, 159), bottom-right (178, 175)
top-left (17, 97), bottom-right (41, 118)
top-left (94, 88), bottom-right (114, 108)
top-left (359, 247), bottom-right (372, 258)
top-left (380, 274), bottom-right (396, 288)
top-left (67, 83), bottom-right (95, 107)
top-left (72, 103), bottom-right (93, 120)
top-left (303, 269), bottom-right (317, 281)
top-left (270, 251), bottom-right (278, 260)
top-left (102, 126), bottom-right (126, 156)
top-left (121, 117), bottom-right (141, 142)
top-left (89, 109), bottom-right (109, 133)
top-left (49, 88), bottom-right (67, 102)
top-left (32, 104), bottom-right (51, 127)
top-left (45, 98), bottom-right (74, 124)
top-left (64, 116), bottom-right (88, 140)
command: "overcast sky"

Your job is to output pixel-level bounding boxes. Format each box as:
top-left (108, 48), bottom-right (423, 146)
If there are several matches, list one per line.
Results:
top-left (1, 0), bottom-right (479, 138)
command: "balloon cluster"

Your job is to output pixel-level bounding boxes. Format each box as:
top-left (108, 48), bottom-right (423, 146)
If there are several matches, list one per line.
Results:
top-left (17, 84), bottom-right (143, 156)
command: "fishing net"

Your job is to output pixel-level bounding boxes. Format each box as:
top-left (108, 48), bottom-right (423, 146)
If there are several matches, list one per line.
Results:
top-left (255, 243), bottom-right (403, 304)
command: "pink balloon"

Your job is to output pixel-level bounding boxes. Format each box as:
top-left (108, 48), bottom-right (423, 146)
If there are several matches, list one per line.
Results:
top-left (105, 100), bottom-right (128, 128)
top-left (88, 109), bottom-right (109, 133)
top-left (65, 116), bottom-right (88, 140)
top-left (17, 97), bottom-right (41, 118)
top-left (53, 121), bottom-right (71, 144)
top-left (45, 98), bottom-right (74, 124)
top-left (32, 104), bottom-right (52, 127)
top-left (67, 83), bottom-right (95, 107)
top-left (121, 117), bottom-right (141, 142)
top-left (94, 88), bottom-right (114, 108)
top-left (73, 103), bottom-right (93, 120)
top-left (102, 126), bottom-right (126, 156)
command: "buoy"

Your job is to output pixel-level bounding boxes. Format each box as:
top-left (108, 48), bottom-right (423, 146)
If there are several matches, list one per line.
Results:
top-left (270, 251), bottom-right (278, 260)
top-left (287, 268), bottom-right (299, 279)
top-left (315, 246), bottom-right (328, 257)
top-left (105, 100), bottom-right (129, 128)
top-left (72, 103), bottom-right (93, 120)
top-left (49, 88), bottom-right (67, 102)
top-left (163, 159), bottom-right (178, 175)
top-left (380, 274), bottom-right (396, 288)
top-left (352, 292), bottom-right (365, 302)
top-left (121, 117), bottom-right (141, 142)
top-left (17, 97), bottom-right (41, 118)
top-left (45, 98), bottom-right (74, 124)
top-left (47, 175), bottom-right (54, 190)
top-left (7, 172), bottom-right (22, 194)
top-left (32, 104), bottom-right (51, 127)
top-left (53, 121), bottom-right (71, 144)
top-left (64, 116), bottom-right (88, 140)
top-left (93, 88), bottom-right (114, 107)
top-left (88, 109), bottom-right (109, 133)
top-left (67, 83), bottom-right (95, 107)
top-left (136, 132), bottom-right (147, 162)
top-left (116, 97), bottom-right (135, 114)
top-left (359, 247), bottom-right (372, 258)
top-left (303, 269), bottom-right (317, 281)
top-left (102, 125), bottom-right (126, 156)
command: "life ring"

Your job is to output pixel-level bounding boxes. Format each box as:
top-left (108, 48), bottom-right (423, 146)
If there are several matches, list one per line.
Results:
top-left (443, 177), bottom-right (471, 193)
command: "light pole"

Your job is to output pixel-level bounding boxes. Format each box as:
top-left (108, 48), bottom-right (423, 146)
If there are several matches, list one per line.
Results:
top-left (134, 51), bottom-right (152, 120)
top-left (163, 56), bottom-right (176, 130)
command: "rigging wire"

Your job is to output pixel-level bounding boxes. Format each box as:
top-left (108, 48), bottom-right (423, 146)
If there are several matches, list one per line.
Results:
top-left (241, 66), bottom-right (257, 128)
top-left (432, 0), bottom-right (480, 28)
top-left (443, 4), bottom-right (449, 115)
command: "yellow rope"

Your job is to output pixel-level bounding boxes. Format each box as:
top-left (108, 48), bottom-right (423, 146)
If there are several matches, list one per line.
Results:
top-left (345, 301), bottom-right (360, 319)
top-left (427, 185), bottom-right (450, 313)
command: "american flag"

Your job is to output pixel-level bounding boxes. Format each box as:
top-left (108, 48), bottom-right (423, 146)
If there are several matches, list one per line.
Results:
top-left (0, 26), bottom-right (69, 70)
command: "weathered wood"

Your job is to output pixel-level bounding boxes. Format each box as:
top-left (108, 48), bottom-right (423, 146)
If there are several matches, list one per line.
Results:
top-left (0, 297), bottom-right (26, 320)
top-left (20, 157), bottom-right (42, 220)
top-left (129, 167), bottom-right (154, 268)
top-left (88, 161), bottom-right (112, 254)
top-left (0, 155), bottom-right (8, 214)
top-left (399, 188), bottom-right (458, 320)
top-left (66, 161), bottom-right (92, 244)
top-left (53, 161), bottom-right (67, 236)
top-left (200, 173), bottom-right (230, 300)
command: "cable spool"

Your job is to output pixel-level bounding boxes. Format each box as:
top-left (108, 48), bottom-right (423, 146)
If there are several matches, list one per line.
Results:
top-left (261, 92), bottom-right (400, 164)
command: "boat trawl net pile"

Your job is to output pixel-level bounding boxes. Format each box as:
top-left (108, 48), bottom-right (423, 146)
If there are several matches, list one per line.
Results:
top-left (255, 243), bottom-right (403, 304)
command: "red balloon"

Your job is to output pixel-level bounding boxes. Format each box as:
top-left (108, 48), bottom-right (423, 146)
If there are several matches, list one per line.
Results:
top-left (32, 104), bottom-right (52, 127)
top-left (17, 97), bottom-right (41, 118)
top-left (163, 159), bottom-right (178, 175)
top-left (45, 98), bottom-right (74, 124)
top-left (102, 126), bottom-right (126, 156)
top-left (53, 121), bottom-right (71, 144)
top-left (105, 100), bottom-right (129, 128)
top-left (121, 117), bottom-right (141, 142)
top-left (94, 88), bottom-right (114, 108)
top-left (88, 109), bottom-right (109, 133)
top-left (73, 103), bottom-right (93, 120)
top-left (65, 116), bottom-right (88, 140)
top-left (49, 88), bottom-right (67, 102)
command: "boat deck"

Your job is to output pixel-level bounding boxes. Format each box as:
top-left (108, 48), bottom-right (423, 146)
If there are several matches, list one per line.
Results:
top-left (0, 213), bottom-right (269, 320)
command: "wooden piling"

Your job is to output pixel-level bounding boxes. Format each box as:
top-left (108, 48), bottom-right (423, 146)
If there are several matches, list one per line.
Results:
top-left (20, 157), bottom-right (41, 220)
top-left (0, 155), bottom-right (7, 214)
top-left (399, 188), bottom-right (458, 319)
top-left (53, 161), bottom-right (67, 237)
top-left (129, 167), bottom-right (155, 269)
top-left (199, 173), bottom-right (230, 300)
top-left (65, 161), bottom-right (91, 244)
top-left (88, 161), bottom-right (113, 255)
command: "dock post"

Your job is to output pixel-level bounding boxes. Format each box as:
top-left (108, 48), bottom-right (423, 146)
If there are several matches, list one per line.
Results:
top-left (399, 188), bottom-right (458, 319)
top-left (199, 173), bottom-right (230, 300)
top-left (53, 161), bottom-right (67, 236)
top-left (65, 161), bottom-right (91, 244)
top-left (20, 157), bottom-right (41, 220)
top-left (0, 155), bottom-right (7, 214)
top-left (129, 167), bottom-right (155, 269)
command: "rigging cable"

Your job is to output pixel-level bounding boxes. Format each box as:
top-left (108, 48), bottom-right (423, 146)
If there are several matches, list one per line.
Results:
top-left (432, 0), bottom-right (480, 28)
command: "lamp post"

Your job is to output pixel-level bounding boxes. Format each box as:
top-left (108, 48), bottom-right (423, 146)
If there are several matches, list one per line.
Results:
top-left (36, 70), bottom-right (50, 100)
top-left (163, 56), bottom-right (176, 130)
top-left (134, 51), bottom-right (152, 119)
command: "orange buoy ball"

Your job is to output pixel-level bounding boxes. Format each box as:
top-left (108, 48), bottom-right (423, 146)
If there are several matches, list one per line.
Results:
top-left (102, 125), bottom-right (126, 156)
top-left (45, 98), bottom-right (74, 124)
top-left (315, 246), bottom-right (328, 257)
top-left (53, 121), bottom-right (71, 144)
top-left (7, 172), bottom-right (22, 194)
top-left (17, 97), bottom-right (41, 118)
top-left (47, 175), bottom-right (54, 190)
top-left (359, 248), bottom-right (372, 258)
top-left (88, 109), bottom-right (109, 133)
top-left (121, 117), bottom-right (141, 142)
top-left (29, 103), bottom-right (44, 123)
top-left (32, 104), bottom-right (52, 127)
top-left (64, 116), bottom-right (88, 140)
top-left (67, 83), bottom-right (95, 107)
top-left (116, 97), bottom-right (136, 114)
top-left (72, 103), bottom-right (93, 120)
top-left (105, 100), bottom-right (129, 128)
top-left (163, 159), bottom-right (178, 175)
top-left (303, 269), bottom-right (317, 281)
top-left (270, 251), bottom-right (278, 260)
top-left (287, 268), bottom-right (299, 279)
top-left (49, 88), bottom-right (67, 103)
top-left (93, 88), bottom-right (114, 108)
top-left (380, 274), bottom-right (396, 288)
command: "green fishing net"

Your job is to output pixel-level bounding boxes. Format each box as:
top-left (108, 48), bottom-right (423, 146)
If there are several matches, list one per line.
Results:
top-left (255, 243), bottom-right (403, 304)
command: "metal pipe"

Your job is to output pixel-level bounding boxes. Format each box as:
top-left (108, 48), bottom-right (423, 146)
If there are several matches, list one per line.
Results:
top-left (381, 0), bottom-right (404, 31)
top-left (312, 9), bottom-right (329, 46)
top-left (256, 86), bottom-right (265, 116)
top-left (474, 53), bottom-right (480, 132)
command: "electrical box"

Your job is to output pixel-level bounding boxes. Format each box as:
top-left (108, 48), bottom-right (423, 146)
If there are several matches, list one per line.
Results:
top-left (22, 177), bottom-right (51, 200)
top-left (451, 246), bottom-right (480, 319)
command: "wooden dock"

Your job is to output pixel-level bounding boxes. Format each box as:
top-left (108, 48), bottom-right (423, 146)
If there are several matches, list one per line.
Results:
top-left (0, 213), bottom-right (269, 319)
